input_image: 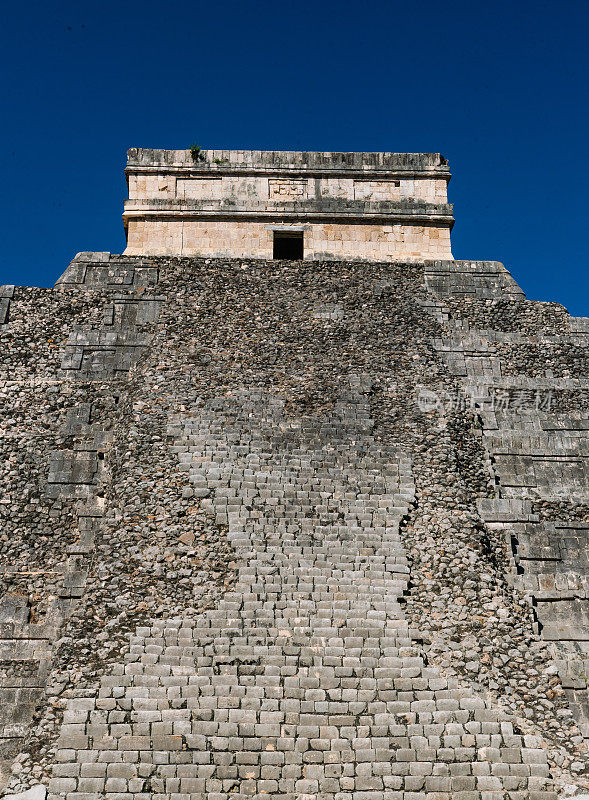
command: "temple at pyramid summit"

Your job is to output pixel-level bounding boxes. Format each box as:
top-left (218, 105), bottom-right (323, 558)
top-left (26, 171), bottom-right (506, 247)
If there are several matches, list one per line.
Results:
top-left (0, 149), bottom-right (588, 800)
top-left (122, 148), bottom-right (454, 260)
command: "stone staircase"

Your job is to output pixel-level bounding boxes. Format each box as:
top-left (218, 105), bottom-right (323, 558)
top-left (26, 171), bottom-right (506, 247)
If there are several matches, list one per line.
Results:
top-left (2, 253), bottom-right (585, 798)
top-left (48, 385), bottom-right (554, 799)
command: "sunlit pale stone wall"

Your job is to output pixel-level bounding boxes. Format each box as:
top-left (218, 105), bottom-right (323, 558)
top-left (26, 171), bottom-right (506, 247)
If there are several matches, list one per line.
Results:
top-left (127, 173), bottom-right (450, 204)
top-left (123, 149), bottom-right (454, 260)
top-left (124, 219), bottom-right (452, 261)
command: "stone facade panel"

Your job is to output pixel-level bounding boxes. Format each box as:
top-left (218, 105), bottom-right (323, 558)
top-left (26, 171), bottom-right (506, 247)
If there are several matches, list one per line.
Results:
top-left (125, 219), bottom-right (452, 261)
top-left (123, 149), bottom-right (454, 261)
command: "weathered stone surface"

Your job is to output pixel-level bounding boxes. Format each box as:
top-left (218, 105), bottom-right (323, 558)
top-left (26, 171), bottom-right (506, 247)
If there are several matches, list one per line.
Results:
top-left (0, 150), bottom-right (587, 799)
top-left (4, 785), bottom-right (46, 800)
top-left (123, 149), bottom-right (454, 260)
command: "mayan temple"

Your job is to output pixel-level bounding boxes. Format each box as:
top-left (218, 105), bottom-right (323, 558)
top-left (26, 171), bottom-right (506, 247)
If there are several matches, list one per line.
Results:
top-left (1, 148), bottom-right (588, 800)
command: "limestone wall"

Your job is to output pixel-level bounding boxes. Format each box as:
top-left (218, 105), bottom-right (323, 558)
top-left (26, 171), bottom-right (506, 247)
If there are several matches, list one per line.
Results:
top-left (124, 218), bottom-right (453, 261)
top-left (0, 263), bottom-right (164, 790)
top-left (423, 262), bottom-right (589, 747)
top-left (123, 149), bottom-right (454, 261)
top-left (127, 173), bottom-right (449, 205)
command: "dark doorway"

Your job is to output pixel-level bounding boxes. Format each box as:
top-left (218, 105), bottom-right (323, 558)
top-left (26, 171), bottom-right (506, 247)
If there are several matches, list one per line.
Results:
top-left (273, 231), bottom-right (304, 260)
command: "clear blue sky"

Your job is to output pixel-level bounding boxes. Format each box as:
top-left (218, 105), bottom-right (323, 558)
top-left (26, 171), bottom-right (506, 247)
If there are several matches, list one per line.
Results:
top-left (1, 0), bottom-right (587, 315)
